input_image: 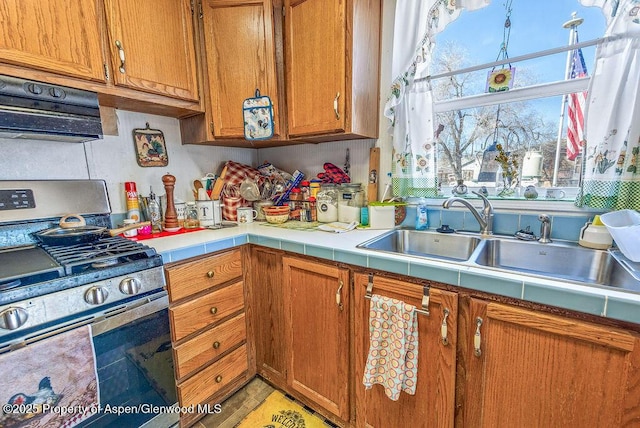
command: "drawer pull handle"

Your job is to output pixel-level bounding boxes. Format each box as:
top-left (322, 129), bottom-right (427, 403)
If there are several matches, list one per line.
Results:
top-left (215, 375), bottom-right (222, 383)
top-left (207, 271), bottom-right (215, 278)
top-left (474, 317), bottom-right (483, 357)
top-left (441, 308), bottom-right (450, 346)
top-left (335, 280), bottom-right (344, 311)
top-left (213, 341), bottom-right (220, 349)
top-left (210, 307), bottom-right (218, 315)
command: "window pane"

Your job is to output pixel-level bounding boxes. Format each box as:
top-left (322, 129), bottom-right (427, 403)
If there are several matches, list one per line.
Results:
top-left (435, 96), bottom-right (583, 191)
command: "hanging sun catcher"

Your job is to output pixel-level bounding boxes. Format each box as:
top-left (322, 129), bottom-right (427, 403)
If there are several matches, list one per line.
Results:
top-left (486, 0), bottom-right (516, 93)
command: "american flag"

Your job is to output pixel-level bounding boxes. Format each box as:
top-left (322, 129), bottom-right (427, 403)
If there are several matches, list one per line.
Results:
top-left (566, 46), bottom-right (588, 161)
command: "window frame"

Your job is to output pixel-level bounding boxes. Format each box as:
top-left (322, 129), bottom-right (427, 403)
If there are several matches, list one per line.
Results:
top-left (423, 35), bottom-right (612, 208)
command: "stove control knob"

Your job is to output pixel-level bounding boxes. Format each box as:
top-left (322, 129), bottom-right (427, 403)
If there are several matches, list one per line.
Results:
top-left (0, 307), bottom-right (28, 330)
top-left (85, 286), bottom-right (109, 305)
top-left (119, 278), bottom-right (141, 295)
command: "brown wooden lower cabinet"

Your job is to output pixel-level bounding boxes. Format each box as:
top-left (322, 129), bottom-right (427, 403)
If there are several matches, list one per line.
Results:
top-left (165, 249), bottom-right (252, 428)
top-left (249, 246), bottom-right (640, 427)
top-left (283, 256), bottom-right (351, 424)
top-left (250, 246), bottom-right (287, 389)
top-left (458, 298), bottom-right (640, 428)
top-left (353, 272), bottom-right (458, 428)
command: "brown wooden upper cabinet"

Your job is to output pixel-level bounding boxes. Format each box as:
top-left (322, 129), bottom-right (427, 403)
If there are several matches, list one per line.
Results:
top-left (284, 0), bottom-right (380, 142)
top-left (201, 0), bottom-right (281, 139)
top-left (103, 0), bottom-right (199, 101)
top-left (0, 0), bottom-right (106, 82)
top-left (181, 0), bottom-right (380, 147)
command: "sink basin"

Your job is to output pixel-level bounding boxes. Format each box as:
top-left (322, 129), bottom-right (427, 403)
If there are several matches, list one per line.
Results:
top-left (472, 238), bottom-right (640, 290)
top-left (357, 229), bottom-right (482, 262)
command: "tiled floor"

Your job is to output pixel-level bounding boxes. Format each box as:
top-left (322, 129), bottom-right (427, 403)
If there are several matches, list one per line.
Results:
top-left (193, 377), bottom-right (275, 428)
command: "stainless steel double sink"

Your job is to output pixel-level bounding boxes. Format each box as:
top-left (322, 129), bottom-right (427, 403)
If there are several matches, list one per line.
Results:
top-left (357, 228), bottom-right (640, 292)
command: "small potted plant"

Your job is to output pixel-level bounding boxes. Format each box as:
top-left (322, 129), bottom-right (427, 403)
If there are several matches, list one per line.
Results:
top-left (495, 143), bottom-right (519, 197)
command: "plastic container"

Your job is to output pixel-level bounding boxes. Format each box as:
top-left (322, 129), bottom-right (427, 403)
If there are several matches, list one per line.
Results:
top-left (600, 209), bottom-right (640, 261)
top-left (122, 219), bottom-right (138, 237)
top-left (368, 202), bottom-right (396, 229)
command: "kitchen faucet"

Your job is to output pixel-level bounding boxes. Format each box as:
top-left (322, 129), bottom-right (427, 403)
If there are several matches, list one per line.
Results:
top-left (538, 214), bottom-right (552, 243)
top-left (442, 191), bottom-right (494, 237)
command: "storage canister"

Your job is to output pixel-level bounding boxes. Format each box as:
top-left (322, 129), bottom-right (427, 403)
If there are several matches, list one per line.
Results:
top-left (316, 183), bottom-right (338, 222)
top-left (184, 202), bottom-right (200, 229)
top-left (338, 183), bottom-right (364, 224)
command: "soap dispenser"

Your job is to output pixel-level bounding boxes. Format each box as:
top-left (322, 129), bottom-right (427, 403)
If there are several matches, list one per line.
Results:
top-left (578, 215), bottom-right (613, 249)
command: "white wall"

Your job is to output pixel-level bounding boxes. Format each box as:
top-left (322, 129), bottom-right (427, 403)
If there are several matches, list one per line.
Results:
top-left (0, 110), bottom-right (257, 214)
top-left (0, 0), bottom-right (398, 213)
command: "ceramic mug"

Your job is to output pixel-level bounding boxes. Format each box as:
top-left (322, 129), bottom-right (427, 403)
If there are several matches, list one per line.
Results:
top-left (237, 207), bottom-right (258, 224)
top-left (545, 188), bottom-right (566, 199)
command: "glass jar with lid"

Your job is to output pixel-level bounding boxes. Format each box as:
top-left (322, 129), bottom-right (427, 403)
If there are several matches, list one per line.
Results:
top-left (183, 201), bottom-right (200, 229)
top-left (316, 183), bottom-right (338, 222)
top-left (338, 183), bottom-right (364, 224)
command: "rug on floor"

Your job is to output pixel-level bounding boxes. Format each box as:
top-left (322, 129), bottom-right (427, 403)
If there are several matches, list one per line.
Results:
top-left (235, 390), bottom-right (330, 428)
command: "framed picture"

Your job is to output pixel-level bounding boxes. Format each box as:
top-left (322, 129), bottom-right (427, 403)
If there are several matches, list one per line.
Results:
top-left (133, 123), bottom-right (169, 167)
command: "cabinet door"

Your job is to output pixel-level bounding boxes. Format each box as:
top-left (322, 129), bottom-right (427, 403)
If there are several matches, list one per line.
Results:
top-left (103, 0), bottom-right (199, 101)
top-left (284, 0), bottom-right (345, 137)
top-left (461, 299), bottom-right (640, 427)
top-left (354, 273), bottom-right (457, 428)
top-left (250, 247), bottom-right (287, 388)
top-left (201, 0), bottom-right (280, 138)
top-left (0, 0), bottom-right (105, 82)
top-left (283, 256), bottom-right (350, 422)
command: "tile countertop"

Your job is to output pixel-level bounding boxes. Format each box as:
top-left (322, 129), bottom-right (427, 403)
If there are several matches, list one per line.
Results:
top-left (150, 223), bottom-right (640, 327)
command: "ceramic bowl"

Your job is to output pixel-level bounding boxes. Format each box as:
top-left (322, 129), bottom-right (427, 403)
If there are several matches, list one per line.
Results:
top-left (263, 206), bottom-right (290, 215)
top-left (265, 213), bottom-right (289, 224)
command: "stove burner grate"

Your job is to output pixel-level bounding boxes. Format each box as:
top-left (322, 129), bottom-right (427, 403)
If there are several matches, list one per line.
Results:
top-left (40, 236), bottom-right (157, 275)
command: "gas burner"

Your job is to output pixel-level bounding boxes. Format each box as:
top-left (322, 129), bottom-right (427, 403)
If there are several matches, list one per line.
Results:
top-left (0, 279), bottom-right (21, 291)
top-left (91, 258), bottom-right (119, 268)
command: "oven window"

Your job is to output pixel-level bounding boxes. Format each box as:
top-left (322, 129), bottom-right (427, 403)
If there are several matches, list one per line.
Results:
top-left (78, 308), bottom-right (176, 427)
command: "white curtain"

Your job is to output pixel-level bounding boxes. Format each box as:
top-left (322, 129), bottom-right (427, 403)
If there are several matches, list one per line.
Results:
top-left (384, 0), bottom-right (490, 197)
top-left (576, 0), bottom-right (640, 210)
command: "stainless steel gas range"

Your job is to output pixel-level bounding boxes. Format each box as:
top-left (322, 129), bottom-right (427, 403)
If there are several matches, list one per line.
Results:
top-left (0, 180), bottom-right (178, 428)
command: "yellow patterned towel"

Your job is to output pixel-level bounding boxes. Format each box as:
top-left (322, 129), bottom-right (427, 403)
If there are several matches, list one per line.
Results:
top-left (362, 294), bottom-right (418, 401)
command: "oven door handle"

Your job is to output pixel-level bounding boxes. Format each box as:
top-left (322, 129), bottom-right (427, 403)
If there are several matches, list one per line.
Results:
top-left (1, 291), bottom-right (169, 354)
top-left (91, 292), bottom-right (168, 336)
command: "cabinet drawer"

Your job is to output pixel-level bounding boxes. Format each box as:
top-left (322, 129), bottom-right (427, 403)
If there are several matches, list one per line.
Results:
top-left (174, 312), bottom-right (246, 380)
top-left (177, 344), bottom-right (248, 407)
top-left (166, 249), bottom-right (242, 302)
top-left (170, 280), bottom-right (244, 342)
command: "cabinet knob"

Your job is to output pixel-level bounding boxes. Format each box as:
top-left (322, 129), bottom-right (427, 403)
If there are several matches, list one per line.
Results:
top-left (210, 307), bottom-right (218, 315)
top-left (207, 271), bottom-right (215, 278)
top-left (215, 375), bottom-right (222, 383)
top-left (213, 341), bottom-right (220, 349)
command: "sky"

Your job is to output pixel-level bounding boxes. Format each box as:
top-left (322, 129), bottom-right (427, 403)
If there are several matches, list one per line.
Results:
top-left (435, 0), bottom-right (606, 84)
top-left (433, 0), bottom-right (607, 125)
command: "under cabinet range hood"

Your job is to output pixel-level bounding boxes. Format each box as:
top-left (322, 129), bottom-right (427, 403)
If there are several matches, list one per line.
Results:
top-left (0, 75), bottom-right (103, 142)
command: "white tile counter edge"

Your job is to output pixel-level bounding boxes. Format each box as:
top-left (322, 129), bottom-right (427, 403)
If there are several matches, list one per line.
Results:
top-left (148, 223), bottom-right (640, 326)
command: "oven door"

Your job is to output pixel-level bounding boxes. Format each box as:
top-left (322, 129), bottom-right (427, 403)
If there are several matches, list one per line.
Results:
top-left (78, 291), bottom-right (178, 428)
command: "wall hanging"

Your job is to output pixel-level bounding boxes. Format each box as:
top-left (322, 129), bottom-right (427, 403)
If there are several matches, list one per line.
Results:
top-left (133, 122), bottom-right (169, 167)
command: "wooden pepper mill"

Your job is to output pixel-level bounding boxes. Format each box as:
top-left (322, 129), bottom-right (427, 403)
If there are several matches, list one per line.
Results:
top-left (162, 173), bottom-right (179, 229)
